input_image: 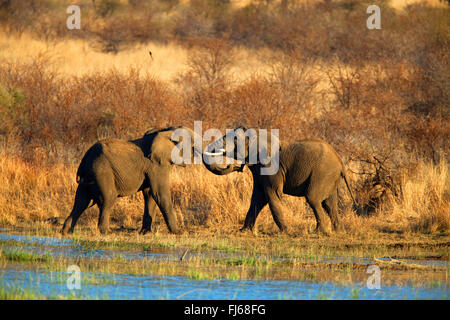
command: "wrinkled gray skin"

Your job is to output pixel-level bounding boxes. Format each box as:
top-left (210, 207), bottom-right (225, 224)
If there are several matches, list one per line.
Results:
top-left (61, 126), bottom-right (201, 235)
top-left (203, 127), bottom-right (355, 235)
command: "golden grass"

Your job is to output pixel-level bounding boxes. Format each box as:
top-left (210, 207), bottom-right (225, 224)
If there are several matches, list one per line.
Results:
top-left (0, 32), bottom-right (187, 81)
top-left (0, 32), bottom-right (271, 83)
top-left (0, 153), bottom-right (448, 236)
top-left (390, 0), bottom-right (448, 10)
top-left (394, 160), bottom-right (450, 233)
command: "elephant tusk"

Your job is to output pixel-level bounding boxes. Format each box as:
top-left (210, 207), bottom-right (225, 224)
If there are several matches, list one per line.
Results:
top-left (204, 149), bottom-right (226, 156)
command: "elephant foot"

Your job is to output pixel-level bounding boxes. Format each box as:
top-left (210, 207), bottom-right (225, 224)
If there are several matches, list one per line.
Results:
top-left (61, 223), bottom-right (73, 235)
top-left (278, 226), bottom-right (291, 236)
top-left (239, 226), bottom-right (249, 232)
top-left (239, 225), bottom-right (257, 235)
top-left (98, 226), bottom-right (110, 235)
top-left (166, 223), bottom-right (182, 235)
top-left (332, 223), bottom-right (344, 233)
top-left (62, 229), bottom-right (74, 235)
top-left (139, 226), bottom-right (153, 235)
top-left (314, 223), bottom-right (331, 236)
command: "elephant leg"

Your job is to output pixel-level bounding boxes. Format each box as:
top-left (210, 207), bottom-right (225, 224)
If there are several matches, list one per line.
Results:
top-left (240, 184), bottom-right (268, 234)
top-left (148, 169), bottom-right (180, 234)
top-left (96, 174), bottom-right (117, 234)
top-left (61, 184), bottom-right (92, 235)
top-left (140, 188), bottom-right (157, 235)
top-left (323, 190), bottom-right (342, 232)
top-left (306, 183), bottom-right (332, 235)
top-left (265, 187), bottom-right (290, 233)
top-left (97, 196), bottom-right (116, 234)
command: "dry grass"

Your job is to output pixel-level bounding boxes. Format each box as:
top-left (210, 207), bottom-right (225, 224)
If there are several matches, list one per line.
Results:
top-left (0, 32), bottom-right (269, 83)
top-left (0, 153), bottom-right (447, 236)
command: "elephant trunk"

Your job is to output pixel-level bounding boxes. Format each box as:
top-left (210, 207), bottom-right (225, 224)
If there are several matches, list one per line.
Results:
top-left (203, 161), bottom-right (239, 175)
top-left (202, 148), bottom-right (242, 175)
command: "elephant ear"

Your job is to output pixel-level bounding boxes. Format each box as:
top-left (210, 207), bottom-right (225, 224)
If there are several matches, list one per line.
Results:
top-left (245, 128), bottom-right (280, 173)
top-left (141, 128), bottom-right (179, 166)
top-left (167, 126), bottom-right (197, 166)
top-left (233, 127), bottom-right (257, 166)
top-left (144, 127), bottom-right (161, 136)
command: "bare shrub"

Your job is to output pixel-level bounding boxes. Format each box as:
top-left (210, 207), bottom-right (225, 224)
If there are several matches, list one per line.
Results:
top-left (183, 37), bottom-right (235, 88)
top-left (0, 59), bottom-right (182, 163)
top-left (325, 62), bottom-right (362, 110)
top-left (350, 156), bottom-right (403, 216)
top-left (94, 0), bottom-right (120, 17)
top-left (176, 37), bottom-right (235, 126)
top-left (268, 50), bottom-right (321, 117)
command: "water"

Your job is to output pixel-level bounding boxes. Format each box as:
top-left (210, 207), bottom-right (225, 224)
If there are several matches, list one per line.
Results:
top-left (1, 233), bottom-right (446, 267)
top-left (0, 233), bottom-right (175, 261)
top-left (0, 232), bottom-right (448, 300)
top-left (1, 267), bottom-right (448, 300)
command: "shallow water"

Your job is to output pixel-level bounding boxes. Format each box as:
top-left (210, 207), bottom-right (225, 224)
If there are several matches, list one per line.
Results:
top-left (0, 232), bottom-right (448, 300)
top-left (0, 233), bottom-right (446, 267)
top-left (0, 233), bottom-right (175, 261)
top-left (1, 267), bottom-right (448, 300)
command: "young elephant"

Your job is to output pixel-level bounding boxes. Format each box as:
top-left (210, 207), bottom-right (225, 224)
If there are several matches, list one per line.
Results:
top-left (61, 126), bottom-right (199, 235)
top-left (202, 127), bottom-right (356, 235)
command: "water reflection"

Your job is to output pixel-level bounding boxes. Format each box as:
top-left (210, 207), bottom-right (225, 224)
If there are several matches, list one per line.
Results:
top-left (1, 267), bottom-right (448, 300)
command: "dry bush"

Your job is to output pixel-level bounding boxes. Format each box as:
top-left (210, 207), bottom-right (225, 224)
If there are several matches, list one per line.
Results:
top-left (177, 37), bottom-right (236, 127)
top-left (0, 58), bottom-right (184, 163)
top-left (172, 0), bottom-right (232, 39)
top-left (89, 8), bottom-right (164, 53)
top-left (268, 50), bottom-right (321, 116)
top-left (0, 0), bottom-right (48, 35)
top-left (349, 156), bottom-right (403, 216)
top-left (325, 62), bottom-right (363, 110)
top-left (178, 37), bottom-right (235, 90)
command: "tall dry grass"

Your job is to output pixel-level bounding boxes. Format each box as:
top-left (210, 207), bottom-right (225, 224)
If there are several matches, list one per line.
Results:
top-left (0, 153), bottom-right (447, 235)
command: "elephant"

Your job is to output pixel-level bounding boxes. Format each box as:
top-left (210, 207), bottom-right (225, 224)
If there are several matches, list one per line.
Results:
top-left (202, 127), bottom-right (356, 235)
top-left (61, 126), bottom-right (204, 235)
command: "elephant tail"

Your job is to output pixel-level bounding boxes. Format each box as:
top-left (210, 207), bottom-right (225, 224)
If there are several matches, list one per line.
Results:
top-left (341, 169), bottom-right (357, 208)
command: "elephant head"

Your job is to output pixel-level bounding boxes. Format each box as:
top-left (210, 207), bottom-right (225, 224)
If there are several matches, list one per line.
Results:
top-left (202, 126), bottom-right (280, 176)
top-left (135, 126), bottom-right (205, 167)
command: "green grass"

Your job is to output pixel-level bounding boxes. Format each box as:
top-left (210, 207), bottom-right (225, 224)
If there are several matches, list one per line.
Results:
top-left (306, 272), bottom-right (317, 280)
top-left (225, 256), bottom-right (268, 267)
top-left (0, 249), bottom-right (53, 263)
top-left (350, 288), bottom-right (360, 299)
top-left (187, 270), bottom-right (217, 280)
top-left (0, 285), bottom-right (81, 300)
top-left (0, 228), bottom-right (447, 285)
